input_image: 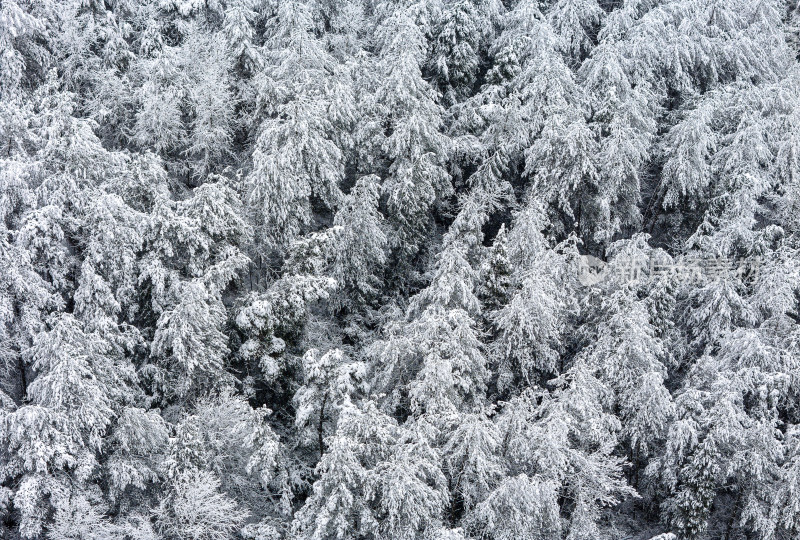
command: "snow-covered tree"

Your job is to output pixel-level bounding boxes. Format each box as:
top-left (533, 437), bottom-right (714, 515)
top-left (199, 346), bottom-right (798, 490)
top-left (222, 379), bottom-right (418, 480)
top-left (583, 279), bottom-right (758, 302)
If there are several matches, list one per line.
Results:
top-left (430, 0), bottom-right (491, 105)
top-left (371, 0), bottom-right (453, 258)
top-left (4, 1), bottom-right (800, 539)
top-left (581, 274), bottom-right (673, 460)
top-left (291, 400), bottom-right (396, 540)
top-left (367, 422), bottom-right (450, 540)
top-left (441, 411), bottom-right (503, 512)
top-left (547, 0), bottom-right (604, 63)
top-left (1, 314), bottom-right (136, 537)
top-left (370, 191), bottom-right (491, 417)
top-left (330, 175), bottom-right (388, 312)
top-left (294, 348), bottom-right (365, 456)
top-left (0, 0), bottom-right (46, 98)
top-left (154, 468), bottom-right (249, 540)
top-left (491, 204), bottom-right (576, 388)
top-left (150, 278), bottom-right (232, 399)
top-left (247, 0), bottom-right (352, 252)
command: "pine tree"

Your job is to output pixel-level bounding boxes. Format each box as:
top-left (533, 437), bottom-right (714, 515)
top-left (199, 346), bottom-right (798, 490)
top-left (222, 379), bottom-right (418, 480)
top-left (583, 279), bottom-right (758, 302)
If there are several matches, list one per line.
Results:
top-left (367, 423), bottom-right (450, 540)
top-left (223, 0), bottom-right (261, 74)
top-left (1, 314), bottom-right (136, 537)
top-left (546, 0), bottom-right (604, 63)
top-left (150, 279), bottom-right (232, 399)
top-left (371, 0), bottom-right (453, 258)
top-left (582, 283), bottom-right (673, 459)
top-left (479, 224), bottom-right (513, 313)
top-left (468, 474), bottom-right (561, 540)
top-left (579, 38), bottom-right (657, 243)
top-left (491, 204), bottom-right (576, 388)
top-left (0, 0), bottom-right (46, 98)
top-left (291, 400), bottom-right (396, 540)
top-left (493, 359), bottom-right (636, 539)
top-left (105, 407), bottom-right (169, 502)
top-left (330, 175), bottom-right (388, 312)
top-left (370, 192), bottom-right (491, 417)
top-left (430, 0), bottom-right (488, 105)
top-left (247, 0), bottom-right (351, 252)
top-left (779, 426), bottom-right (800, 537)
top-left (668, 435), bottom-right (720, 540)
top-left (294, 348), bottom-right (366, 457)
top-left (441, 411), bottom-right (503, 512)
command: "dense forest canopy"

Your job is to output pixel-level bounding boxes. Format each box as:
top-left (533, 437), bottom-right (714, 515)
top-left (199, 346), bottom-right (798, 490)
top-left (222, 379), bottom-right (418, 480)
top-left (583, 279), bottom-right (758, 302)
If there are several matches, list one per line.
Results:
top-left (2, 0), bottom-right (800, 539)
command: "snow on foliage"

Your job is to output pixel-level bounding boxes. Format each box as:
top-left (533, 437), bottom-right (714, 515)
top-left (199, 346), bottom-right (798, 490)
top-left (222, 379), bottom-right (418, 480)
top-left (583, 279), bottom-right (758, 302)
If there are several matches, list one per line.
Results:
top-left (2, 0), bottom-right (800, 539)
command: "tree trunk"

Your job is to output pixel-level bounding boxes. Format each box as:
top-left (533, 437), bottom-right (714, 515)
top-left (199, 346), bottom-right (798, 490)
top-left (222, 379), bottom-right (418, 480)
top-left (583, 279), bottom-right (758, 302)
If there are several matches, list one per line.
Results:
top-left (318, 392), bottom-right (329, 459)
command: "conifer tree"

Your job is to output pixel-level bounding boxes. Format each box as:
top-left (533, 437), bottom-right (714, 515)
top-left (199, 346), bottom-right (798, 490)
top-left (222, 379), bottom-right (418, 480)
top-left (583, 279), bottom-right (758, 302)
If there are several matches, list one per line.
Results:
top-left (247, 0), bottom-right (352, 252)
top-left (371, 0), bottom-right (453, 258)
top-left (4, 1), bottom-right (800, 539)
top-left (330, 175), bottom-right (388, 312)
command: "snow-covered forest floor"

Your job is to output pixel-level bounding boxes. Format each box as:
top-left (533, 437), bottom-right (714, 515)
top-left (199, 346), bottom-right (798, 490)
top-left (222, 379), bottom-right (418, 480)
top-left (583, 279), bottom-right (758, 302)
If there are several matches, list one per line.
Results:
top-left (3, 1), bottom-right (800, 539)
